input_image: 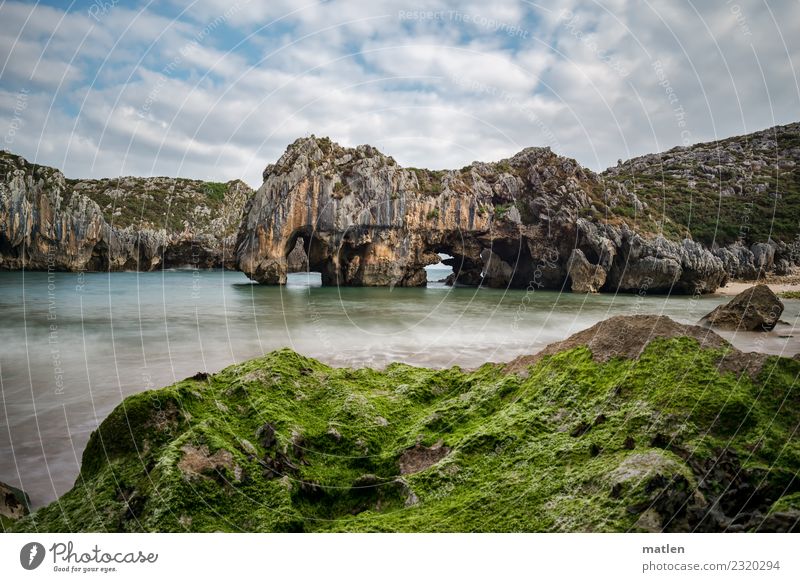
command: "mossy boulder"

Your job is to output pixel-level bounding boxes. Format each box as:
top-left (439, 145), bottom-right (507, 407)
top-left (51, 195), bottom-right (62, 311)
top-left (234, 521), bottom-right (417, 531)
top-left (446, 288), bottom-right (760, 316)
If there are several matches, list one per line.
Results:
top-left (8, 318), bottom-right (800, 532)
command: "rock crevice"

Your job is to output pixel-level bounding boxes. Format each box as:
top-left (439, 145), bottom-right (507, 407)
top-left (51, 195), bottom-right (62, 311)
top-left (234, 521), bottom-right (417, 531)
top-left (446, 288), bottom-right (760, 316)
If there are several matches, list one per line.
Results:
top-left (236, 135), bottom-right (783, 293)
top-left (0, 152), bottom-right (251, 271)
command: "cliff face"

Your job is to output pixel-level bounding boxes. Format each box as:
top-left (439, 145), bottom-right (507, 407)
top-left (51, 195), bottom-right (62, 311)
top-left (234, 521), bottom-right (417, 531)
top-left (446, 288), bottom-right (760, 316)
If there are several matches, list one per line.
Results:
top-left (0, 151), bottom-right (252, 271)
top-left (604, 122), bottom-right (800, 279)
top-left (239, 133), bottom-right (787, 293)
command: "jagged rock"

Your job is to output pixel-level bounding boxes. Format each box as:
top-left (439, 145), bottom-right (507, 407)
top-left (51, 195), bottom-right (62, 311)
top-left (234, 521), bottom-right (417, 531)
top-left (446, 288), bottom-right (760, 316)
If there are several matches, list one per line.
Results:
top-left (567, 248), bottom-right (606, 293)
top-left (0, 152), bottom-right (251, 271)
top-left (714, 244), bottom-right (759, 280)
top-left (286, 238), bottom-right (309, 272)
top-left (700, 284), bottom-right (784, 331)
top-left (480, 248), bottom-right (515, 288)
top-left (0, 480), bottom-right (30, 521)
top-left (602, 122), bottom-right (800, 256)
top-left (236, 137), bottom-right (734, 293)
top-left (751, 242), bottom-right (776, 274)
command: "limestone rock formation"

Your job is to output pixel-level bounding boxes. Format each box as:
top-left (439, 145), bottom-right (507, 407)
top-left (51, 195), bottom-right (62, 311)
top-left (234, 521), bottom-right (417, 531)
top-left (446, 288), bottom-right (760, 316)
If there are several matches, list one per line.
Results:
top-left (0, 480), bottom-right (30, 522)
top-left (603, 122), bottom-right (800, 276)
top-left (286, 238), bottom-right (309, 272)
top-left (0, 151), bottom-right (251, 271)
top-left (237, 135), bottom-right (742, 293)
top-left (700, 284), bottom-right (784, 331)
top-left (567, 248), bottom-right (606, 293)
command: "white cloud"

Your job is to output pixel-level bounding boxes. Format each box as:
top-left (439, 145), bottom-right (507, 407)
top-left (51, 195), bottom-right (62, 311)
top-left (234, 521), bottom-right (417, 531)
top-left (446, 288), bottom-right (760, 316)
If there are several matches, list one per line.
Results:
top-left (0, 0), bottom-right (797, 187)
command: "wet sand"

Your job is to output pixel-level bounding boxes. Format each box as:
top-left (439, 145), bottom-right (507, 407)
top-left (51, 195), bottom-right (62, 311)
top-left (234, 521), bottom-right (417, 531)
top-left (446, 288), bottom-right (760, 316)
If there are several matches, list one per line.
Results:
top-left (715, 281), bottom-right (800, 297)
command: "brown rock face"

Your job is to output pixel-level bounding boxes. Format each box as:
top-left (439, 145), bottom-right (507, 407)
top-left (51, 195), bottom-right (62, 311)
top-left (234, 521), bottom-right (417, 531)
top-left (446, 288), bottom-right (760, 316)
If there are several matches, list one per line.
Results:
top-left (700, 284), bottom-right (784, 331)
top-left (506, 314), bottom-right (767, 378)
top-left (0, 152), bottom-right (251, 271)
top-left (507, 314), bottom-right (730, 372)
top-left (0, 480), bottom-right (30, 521)
top-left (398, 442), bottom-right (450, 475)
top-left (286, 238), bottom-right (309, 272)
top-left (236, 136), bottom-right (735, 293)
top-left (567, 248), bottom-right (606, 293)
top-left (236, 137), bottom-right (496, 287)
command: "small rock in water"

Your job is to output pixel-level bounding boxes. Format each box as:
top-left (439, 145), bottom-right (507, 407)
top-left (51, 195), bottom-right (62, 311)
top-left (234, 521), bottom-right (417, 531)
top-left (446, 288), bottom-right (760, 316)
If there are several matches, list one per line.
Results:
top-left (700, 284), bottom-right (784, 331)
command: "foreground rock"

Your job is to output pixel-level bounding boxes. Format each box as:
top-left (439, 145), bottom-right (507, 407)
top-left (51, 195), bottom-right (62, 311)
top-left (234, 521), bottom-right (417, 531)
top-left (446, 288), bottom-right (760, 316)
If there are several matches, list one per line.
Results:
top-left (0, 152), bottom-right (252, 271)
top-left (700, 284), bottom-right (784, 331)
top-left (11, 315), bottom-right (798, 533)
top-left (0, 480), bottom-right (30, 526)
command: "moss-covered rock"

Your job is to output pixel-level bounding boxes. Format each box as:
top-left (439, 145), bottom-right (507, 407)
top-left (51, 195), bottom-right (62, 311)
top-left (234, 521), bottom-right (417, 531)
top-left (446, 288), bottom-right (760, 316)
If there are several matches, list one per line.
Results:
top-left (9, 327), bottom-right (800, 533)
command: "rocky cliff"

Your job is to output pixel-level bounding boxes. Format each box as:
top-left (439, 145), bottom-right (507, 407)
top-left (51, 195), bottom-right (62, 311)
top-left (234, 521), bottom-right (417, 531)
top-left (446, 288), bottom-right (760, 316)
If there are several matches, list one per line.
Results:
top-left (238, 125), bottom-right (800, 293)
top-left (0, 151), bottom-right (252, 271)
top-left (604, 122), bottom-right (800, 279)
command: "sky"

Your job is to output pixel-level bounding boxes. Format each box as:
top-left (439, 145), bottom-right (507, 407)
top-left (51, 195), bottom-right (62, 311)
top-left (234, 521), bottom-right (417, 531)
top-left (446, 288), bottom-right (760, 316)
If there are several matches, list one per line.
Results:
top-left (0, 0), bottom-right (798, 187)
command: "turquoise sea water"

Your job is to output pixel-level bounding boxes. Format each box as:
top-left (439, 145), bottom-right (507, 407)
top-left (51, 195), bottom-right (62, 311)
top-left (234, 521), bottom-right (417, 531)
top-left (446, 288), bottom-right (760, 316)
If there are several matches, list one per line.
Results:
top-left (1, 269), bottom-right (798, 506)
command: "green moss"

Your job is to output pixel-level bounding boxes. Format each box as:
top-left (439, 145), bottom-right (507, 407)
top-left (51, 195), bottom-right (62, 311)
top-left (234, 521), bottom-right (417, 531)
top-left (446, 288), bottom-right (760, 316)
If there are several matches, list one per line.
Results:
top-left (10, 340), bottom-right (800, 533)
top-left (204, 182), bottom-right (227, 202)
top-left (0, 515), bottom-right (16, 532)
top-left (770, 492), bottom-right (800, 514)
top-left (494, 203), bottom-right (512, 218)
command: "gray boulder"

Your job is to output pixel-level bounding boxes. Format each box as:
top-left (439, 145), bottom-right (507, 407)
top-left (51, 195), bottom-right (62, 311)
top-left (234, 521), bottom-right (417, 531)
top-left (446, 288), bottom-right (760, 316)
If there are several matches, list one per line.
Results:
top-left (700, 284), bottom-right (784, 331)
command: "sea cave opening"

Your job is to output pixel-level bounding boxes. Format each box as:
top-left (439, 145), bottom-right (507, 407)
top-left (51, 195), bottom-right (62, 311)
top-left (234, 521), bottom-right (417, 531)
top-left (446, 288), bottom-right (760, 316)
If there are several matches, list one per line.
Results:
top-left (286, 234), bottom-right (322, 287)
top-left (424, 253), bottom-right (455, 288)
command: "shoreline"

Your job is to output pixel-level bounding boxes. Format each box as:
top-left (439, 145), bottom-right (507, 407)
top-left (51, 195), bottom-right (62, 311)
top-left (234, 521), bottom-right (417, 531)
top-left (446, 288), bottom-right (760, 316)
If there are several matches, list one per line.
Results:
top-left (7, 314), bottom-right (799, 533)
top-left (716, 277), bottom-right (800, 297)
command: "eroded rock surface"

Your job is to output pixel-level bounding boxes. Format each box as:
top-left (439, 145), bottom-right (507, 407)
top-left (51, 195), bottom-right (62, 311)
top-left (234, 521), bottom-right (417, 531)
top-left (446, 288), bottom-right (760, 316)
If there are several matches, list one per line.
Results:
top-left (700, 284), bottom-right (784, 331)
top-left (0, 152), bottom-right (251, 271)
top-left (0, 480), bottom-right (30, 522)
top-left (237, 131), bottom-right (797, 293)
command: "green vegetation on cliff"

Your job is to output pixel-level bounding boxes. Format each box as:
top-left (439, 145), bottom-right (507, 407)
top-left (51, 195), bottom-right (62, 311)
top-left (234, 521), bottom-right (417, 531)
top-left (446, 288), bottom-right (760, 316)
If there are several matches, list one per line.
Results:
top-left (604, 122), bottom-right (800, 246)
top-left (8, 321), bottom-right (799, 533)
top-left (67, 176), bottom-right (250, 235)
top-left (0, 150), bottom-right (252, 237)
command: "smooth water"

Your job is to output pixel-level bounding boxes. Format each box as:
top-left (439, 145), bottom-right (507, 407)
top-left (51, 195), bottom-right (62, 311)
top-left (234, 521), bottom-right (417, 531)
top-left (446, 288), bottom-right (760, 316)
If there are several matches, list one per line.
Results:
top-left (1, 269), bottom-right (798, 506)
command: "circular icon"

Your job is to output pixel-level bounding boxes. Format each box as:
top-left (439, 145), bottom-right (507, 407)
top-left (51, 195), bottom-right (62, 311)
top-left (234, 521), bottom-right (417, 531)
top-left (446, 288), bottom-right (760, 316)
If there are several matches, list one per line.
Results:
top-left (19, 542), bottom-right (46, 570)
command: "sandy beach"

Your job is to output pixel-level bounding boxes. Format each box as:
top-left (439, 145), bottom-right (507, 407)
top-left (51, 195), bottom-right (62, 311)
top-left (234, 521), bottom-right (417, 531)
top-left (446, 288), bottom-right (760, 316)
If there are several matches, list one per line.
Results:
top-left (716, 281), bottom-right (800, 296)
top-left (715, 269), bottom-right (800, 297)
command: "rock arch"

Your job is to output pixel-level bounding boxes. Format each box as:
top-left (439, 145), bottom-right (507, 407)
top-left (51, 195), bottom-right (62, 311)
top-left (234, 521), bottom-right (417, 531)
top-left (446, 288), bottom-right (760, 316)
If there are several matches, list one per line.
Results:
top-left (235, 136), bottom-right (729, 294)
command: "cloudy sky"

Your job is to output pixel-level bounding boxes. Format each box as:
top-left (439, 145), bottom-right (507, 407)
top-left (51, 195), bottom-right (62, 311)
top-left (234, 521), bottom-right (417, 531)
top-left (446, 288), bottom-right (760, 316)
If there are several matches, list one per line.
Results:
top-left (1, 0), bottom-right (798, 186)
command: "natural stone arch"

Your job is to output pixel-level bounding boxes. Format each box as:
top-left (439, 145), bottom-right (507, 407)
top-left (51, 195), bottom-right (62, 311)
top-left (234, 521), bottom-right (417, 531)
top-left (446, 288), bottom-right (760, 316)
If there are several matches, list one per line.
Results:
top-left (235, 137), bottom-right (496, 288)
top-left (236, 136), bottom-right (730, 294)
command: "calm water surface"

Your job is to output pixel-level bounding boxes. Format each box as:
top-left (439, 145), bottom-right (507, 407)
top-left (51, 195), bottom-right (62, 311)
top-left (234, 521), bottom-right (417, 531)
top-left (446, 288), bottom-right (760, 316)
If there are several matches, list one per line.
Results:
top-left (1, 269), bottom-right (798, 506)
